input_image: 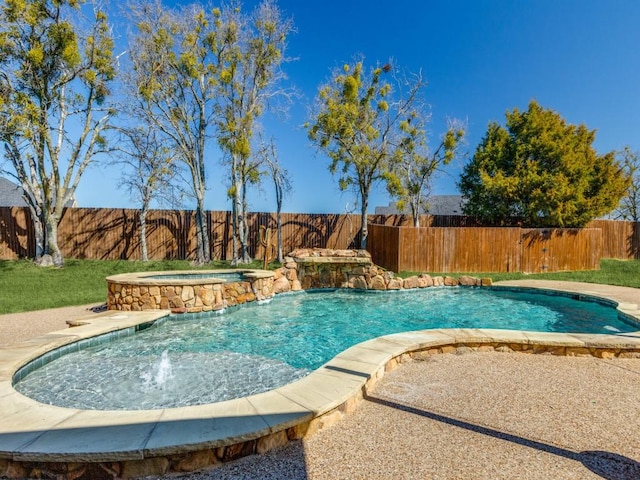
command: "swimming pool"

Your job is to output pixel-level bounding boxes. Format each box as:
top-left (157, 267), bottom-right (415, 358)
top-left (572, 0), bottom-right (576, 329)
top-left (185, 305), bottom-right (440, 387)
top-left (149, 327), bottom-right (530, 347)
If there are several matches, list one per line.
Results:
top-left (14, 287), bottom-right (637, 410)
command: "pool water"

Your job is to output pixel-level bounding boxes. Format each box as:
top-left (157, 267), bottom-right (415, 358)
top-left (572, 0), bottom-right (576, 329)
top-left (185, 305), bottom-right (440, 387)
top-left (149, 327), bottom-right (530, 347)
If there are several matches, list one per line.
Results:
top-left (14, 288), bottom-right (636, 410)
top-left (144, 272), bottom-right (246, 282)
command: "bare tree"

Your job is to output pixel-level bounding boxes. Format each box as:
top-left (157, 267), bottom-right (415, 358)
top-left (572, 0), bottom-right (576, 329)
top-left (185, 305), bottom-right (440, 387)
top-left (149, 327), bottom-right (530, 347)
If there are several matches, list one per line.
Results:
top-left (307, 60), bottom-right (428, 248)
top-left (0, 0), bottom-right (116, 266)
top-left (258, 137), bottom-right (292, 262)
top-left (113, 126), bottom-right (182, 261)
top-left (394, 118), bottom-right (466, 227)
top-left (615, 147), bottom-right (640, 222)
top-left (126, 0), bottom-right (221, 264)
top-left (216, 0), bottom-right (294, 264)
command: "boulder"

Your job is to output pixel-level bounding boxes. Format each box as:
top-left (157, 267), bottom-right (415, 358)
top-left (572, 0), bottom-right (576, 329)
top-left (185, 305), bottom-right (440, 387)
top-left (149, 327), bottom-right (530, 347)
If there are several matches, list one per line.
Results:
top-left (285, 268), bottom-right (298, 281)
top-left (273, 276), bottom-right (291, 294)
top-left (444, 276), bottom-right (459, 286)
top-left (352, 276), bottom-right (368, 290)
top-left (418, 274), bottom-right (434, 288)
top-left (403, 276), bottom-right (421, 289)
top-left (370, 275), bottom-right (387, 290)
top-left (481, 277), bottom-right (493, 286)
top-left (458, 275), bottom-right (478, 287)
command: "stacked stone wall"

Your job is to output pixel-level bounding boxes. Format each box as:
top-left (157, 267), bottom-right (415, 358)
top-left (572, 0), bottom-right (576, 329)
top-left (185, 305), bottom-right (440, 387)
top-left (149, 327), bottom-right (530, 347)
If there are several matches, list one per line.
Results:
top-left (272, 248), bottom-right (492, 294)
top-left (107, 249), bottom-right (493, 314)
top-left (107, 276), bottom-right (275, 314)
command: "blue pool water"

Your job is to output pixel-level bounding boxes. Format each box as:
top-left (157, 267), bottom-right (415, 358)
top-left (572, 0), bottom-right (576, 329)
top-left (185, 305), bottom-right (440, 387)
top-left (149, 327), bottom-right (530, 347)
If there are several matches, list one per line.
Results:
top-left (14, 288), bottom-right (637, 410)
top-left (144, 272), bottom-right (246, 282)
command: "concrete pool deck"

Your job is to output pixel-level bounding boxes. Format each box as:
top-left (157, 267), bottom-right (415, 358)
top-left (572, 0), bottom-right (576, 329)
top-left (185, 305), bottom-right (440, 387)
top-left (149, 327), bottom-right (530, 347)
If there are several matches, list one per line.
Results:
top-left (0, 281), bottom-right (639, 479)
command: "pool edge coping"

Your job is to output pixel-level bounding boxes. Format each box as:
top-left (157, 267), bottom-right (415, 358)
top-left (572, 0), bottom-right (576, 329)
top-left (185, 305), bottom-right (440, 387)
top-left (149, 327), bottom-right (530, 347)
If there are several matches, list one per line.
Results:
top-left (105, 269), bottom-right (275, 286)
top-left (0, 280), bottom-right (639, 467)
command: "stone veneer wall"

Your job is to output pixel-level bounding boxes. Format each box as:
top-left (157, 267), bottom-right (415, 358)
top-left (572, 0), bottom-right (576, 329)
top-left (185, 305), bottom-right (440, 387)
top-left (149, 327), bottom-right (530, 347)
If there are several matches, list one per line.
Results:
top-left (107, 274), bottom-right (275, 314)
top-left (271, 248), bottom-right (492, 294)
top-left (107, 249), bottom-right (492, 315)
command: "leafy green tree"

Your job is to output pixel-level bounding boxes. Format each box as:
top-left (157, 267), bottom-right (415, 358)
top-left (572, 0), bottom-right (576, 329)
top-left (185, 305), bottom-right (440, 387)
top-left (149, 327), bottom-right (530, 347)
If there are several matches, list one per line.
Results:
top-left (307, 60), bottom-right (427, 248)
top-left (614, 146), bottom-right (640, 222)
top-left (0, 0), bottom-right (115, 266)
top-left (215, 0), bottom-right (293, 264)
top-left (459, 101), bottom-right (629, 227)
top-left (394, 118), bottom-right (465, 226)
top-left (127, 0), bottom-right (221, 264)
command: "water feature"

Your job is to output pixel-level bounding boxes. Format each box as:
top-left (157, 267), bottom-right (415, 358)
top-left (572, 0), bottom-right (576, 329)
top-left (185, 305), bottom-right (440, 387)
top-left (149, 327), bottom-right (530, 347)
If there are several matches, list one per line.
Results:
top-left (14, 287), bottom-right (637, 410)
top-left (142, 350), bottom-right (174, 389)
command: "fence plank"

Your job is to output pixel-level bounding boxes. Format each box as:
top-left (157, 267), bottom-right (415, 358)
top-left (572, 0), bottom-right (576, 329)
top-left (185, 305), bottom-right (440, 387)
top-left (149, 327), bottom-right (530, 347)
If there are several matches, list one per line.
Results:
top-left (0, 207), bottom-right (34, 259)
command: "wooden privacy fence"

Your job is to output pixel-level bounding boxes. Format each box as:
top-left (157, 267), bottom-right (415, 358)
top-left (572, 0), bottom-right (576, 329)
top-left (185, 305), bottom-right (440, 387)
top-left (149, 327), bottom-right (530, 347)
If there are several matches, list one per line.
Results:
top-left (368, 224), bottom-right (605, 274)
top-left (0, 207), bottom-right (363, 261)
top-left (0, 208), bottom-right (491, 262)
top-left (0, 207), bottom-right (638, 268)
top-left (589, 219), bottom-right (640, 260)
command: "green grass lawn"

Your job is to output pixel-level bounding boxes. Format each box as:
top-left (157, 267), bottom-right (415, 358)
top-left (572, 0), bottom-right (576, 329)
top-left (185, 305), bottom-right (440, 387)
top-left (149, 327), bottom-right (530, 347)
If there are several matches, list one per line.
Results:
top-left (0, 258), bottom-right (273, 314)
top-left (0, 258), bottom-right (638, 314)
top-left (398, 258), bottom-right (640, 288)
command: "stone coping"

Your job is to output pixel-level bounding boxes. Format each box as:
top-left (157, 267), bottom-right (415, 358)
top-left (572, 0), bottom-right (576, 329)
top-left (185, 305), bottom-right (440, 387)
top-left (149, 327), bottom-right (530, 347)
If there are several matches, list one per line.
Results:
top-left (293, 256), bottom-right (372, 265)
top-left (0, 282), bottom-right (639, 475)
top-left (105, 269), bottom-right (275, 286)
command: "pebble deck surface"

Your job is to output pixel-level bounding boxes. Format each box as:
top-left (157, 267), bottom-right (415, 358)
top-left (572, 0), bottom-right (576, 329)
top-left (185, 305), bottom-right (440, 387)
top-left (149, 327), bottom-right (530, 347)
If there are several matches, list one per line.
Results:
top-left (156, 351), bottom-right (640, 480)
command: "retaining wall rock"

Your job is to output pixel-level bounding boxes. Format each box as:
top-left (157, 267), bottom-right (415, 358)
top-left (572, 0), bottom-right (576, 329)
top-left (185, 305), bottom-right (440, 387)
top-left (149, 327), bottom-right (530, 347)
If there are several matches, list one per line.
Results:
top-left (278, 248), bottom-right (492, 292)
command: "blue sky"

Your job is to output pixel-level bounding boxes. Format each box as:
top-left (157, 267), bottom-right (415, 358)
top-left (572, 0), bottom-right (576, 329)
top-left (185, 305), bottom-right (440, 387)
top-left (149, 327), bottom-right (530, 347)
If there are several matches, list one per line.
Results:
top-left (74, 0), bottom-right (640, 214)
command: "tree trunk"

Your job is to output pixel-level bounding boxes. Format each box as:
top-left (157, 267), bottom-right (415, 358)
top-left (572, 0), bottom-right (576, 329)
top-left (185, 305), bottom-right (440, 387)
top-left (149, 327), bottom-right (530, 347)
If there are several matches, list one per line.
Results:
top-left (231, 195), bottom-right (239, 265)
top-left (238, 210), bottom-right (251, 264)
top-left (276, 208), bottom-right (283, 263)
top-left (139, 207), bottom-right (148, 262)
top-left (44, 212), bottom-right (63, 267)
top-left (239, 185), bottom-right (251, 264)
top-left (26, 203), bottom-right (45, 259)
top-left (230, 155), bottom-right (240, 265)
top-left (194, 194), bottom-right (210, 264)
top-left (275, 181), bottom-right (284, 262)
top-left (360, 200), bottom-right (368, 250)
top-left (195, 206), bottom-right (205, 263)
top-left (411, 202), bottom-right (420, 227)
top-left (34, 217), bottom-right (45, 259)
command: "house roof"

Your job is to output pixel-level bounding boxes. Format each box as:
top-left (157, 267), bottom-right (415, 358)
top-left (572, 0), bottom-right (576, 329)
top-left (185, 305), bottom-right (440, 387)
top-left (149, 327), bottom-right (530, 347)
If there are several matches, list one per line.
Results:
top-left (375, 195), bottom-right (465, 216)
top-left (0, 177), bottom-right (27, 207)
top-left (0, 177), bottom-right (78, 208)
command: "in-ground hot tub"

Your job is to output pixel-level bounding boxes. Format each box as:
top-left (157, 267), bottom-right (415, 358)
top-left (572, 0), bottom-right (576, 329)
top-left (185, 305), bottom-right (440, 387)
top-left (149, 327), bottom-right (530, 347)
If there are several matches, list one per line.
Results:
top-left (106, 269), bottom-right (276, 313)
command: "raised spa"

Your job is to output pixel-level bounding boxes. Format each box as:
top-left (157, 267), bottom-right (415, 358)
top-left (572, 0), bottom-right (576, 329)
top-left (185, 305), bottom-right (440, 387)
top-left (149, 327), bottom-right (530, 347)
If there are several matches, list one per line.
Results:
top-left (106, 269), bottom-right (276, 313)
top-left (14, 287), bottom-right (638, 411)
